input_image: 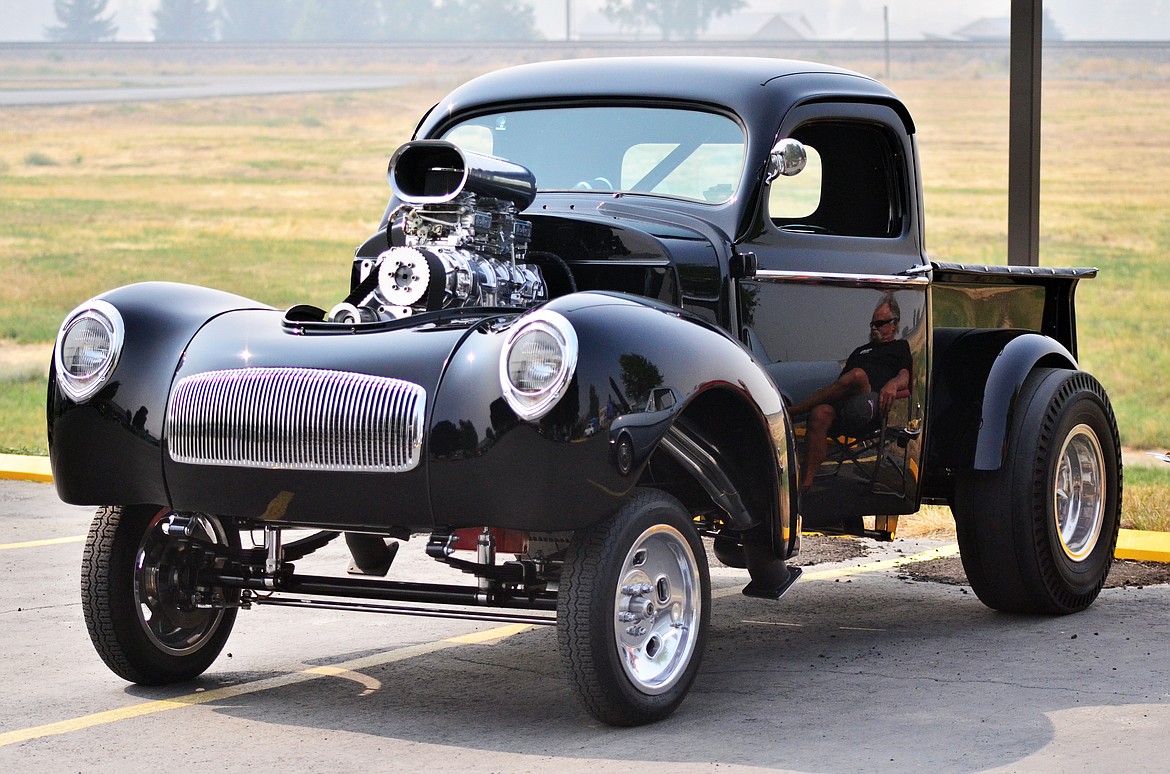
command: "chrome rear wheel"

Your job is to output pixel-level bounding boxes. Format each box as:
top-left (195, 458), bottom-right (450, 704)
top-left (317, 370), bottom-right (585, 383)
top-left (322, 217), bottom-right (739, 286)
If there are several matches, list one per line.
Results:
top-left (1054, 424), bottom-right (1106, 563)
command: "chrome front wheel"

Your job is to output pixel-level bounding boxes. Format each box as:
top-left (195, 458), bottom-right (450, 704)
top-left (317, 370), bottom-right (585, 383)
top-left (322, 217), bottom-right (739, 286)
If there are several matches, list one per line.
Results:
top-left (613, 524), bottom-right (702, 695)
top-left (558, 488), bottom-right (710, 725)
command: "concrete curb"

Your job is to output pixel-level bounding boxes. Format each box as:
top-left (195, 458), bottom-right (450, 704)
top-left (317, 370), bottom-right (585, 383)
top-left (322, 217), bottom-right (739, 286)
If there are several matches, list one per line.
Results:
top-left (0, 454), bottom-right (52, 483)
top-left (3, 454), bottom-right (1169, 562)
top-left (1115, 529), bottom-right (1170, 562)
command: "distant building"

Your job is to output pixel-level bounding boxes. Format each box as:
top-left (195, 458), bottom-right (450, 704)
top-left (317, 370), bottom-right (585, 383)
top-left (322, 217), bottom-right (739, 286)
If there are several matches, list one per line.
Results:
top-left (745, 13), bottom-right (815, 41)
top-left (952, 17), bottom-right (1011, 41)
top-left (939, 14), bottom-right (1064, 42)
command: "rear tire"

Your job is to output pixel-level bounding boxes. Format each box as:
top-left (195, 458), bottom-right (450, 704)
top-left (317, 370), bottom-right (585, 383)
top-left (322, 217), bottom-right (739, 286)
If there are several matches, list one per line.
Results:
top-left (954, 369), bottom-right (1121, 614)
top-left (558, 488), bottom-right (710, 725)
top-left (81, 505), bottom-right (238, 684)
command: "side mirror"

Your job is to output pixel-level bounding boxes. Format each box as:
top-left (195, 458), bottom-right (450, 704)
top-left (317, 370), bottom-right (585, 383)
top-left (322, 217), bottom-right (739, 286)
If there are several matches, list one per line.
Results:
top-left (766, 138), bottom-right (807, 182)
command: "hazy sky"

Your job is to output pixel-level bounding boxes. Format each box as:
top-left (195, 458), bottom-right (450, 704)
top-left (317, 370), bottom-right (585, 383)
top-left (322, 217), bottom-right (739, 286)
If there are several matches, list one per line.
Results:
top-left (2, 0), bottom-right (1169, 41)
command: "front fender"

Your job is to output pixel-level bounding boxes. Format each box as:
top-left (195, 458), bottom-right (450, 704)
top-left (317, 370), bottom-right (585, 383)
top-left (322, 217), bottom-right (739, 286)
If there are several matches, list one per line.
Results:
top-left (429, 292), bottom-right (791, 533)
top-left (48, 282), bottom-right (267, 505)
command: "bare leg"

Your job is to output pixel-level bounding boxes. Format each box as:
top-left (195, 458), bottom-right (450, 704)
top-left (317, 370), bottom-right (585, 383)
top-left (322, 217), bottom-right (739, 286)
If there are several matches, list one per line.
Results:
top-left (789, 367), bottom-right (873, 417)
top-left (801, 403), bottom-right (837, 491)
top-left (794, 368), bottom-right (876, 492)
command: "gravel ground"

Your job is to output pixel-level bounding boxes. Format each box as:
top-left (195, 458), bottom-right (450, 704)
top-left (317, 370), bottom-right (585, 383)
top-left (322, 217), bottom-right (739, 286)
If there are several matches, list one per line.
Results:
top-left (901, 553), bottom-right (1170, 588)
top-left (792, 532), bottom-right (1170, 589)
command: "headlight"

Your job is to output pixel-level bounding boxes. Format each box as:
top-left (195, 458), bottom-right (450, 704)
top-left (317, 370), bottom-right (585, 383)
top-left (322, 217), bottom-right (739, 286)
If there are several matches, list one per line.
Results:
top-left (499, 309), bottom-right (578, 421)
top-left (54, 299), bottom-right (124, 402)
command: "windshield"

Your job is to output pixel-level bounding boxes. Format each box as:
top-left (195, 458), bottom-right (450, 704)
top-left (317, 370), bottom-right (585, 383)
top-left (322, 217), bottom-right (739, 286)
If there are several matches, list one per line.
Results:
top-left (440, 106), bottom-right (745, 205)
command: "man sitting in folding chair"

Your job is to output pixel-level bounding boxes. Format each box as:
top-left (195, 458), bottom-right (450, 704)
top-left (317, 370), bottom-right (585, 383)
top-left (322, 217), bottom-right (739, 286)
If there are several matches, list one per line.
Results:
top-left (788, 295), bottom-right (911, 493)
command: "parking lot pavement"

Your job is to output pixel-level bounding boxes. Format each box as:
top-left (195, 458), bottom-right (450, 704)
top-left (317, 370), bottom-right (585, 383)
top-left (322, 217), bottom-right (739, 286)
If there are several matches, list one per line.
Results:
top-left (2, 478), bottom-right (1169, 773)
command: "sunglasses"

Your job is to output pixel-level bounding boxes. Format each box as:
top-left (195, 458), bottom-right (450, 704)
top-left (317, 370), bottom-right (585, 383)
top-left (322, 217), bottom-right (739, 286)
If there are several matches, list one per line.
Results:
top-left (869, 318), bottom-right (896, 329)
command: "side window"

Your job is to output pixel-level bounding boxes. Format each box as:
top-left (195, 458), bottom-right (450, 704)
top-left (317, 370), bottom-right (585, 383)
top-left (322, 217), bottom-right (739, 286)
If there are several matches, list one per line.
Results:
top-left (767, 121), bottom-right (906, 238)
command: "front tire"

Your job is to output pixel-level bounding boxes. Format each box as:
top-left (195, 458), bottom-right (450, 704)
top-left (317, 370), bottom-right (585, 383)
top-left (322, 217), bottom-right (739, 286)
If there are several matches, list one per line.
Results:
top-left (81, 505), bottom-right (238, 684)
top-left (954, 369), bottom-right (1122, 614)
top-left (557, 488), bottom-right (710, 726)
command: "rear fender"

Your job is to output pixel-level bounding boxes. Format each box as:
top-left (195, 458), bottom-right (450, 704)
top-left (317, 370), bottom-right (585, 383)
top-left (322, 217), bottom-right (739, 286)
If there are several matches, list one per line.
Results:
top-left (928, 328), bottom-right (1077, 476)
top-left (974, 333), bottom-right (1077, 471)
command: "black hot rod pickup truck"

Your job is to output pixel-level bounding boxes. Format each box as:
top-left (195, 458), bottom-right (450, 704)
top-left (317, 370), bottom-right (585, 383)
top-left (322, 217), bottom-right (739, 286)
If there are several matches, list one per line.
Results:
top-left (49, 57), bottom-right (1121, 726)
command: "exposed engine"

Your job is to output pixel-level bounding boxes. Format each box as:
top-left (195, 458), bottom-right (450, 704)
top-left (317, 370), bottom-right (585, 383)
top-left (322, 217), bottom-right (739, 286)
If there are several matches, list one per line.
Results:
top-left (329, 141), bottom-right (547, 324)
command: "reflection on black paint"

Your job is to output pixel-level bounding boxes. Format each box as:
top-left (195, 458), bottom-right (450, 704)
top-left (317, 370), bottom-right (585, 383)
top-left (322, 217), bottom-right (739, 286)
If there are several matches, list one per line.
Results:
top-left (431, 419), bottom-right (482, 460)
top-left (619, 353), bottom-right (664, 411)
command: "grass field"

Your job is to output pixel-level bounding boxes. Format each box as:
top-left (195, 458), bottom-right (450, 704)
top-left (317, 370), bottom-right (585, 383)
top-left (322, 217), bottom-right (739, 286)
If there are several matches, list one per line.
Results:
top-left (2, 54), bottom-right (1168, 528)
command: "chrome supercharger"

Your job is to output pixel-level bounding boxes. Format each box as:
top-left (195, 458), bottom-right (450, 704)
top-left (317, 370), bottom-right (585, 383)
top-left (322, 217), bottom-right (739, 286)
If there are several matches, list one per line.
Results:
top-left (329, 140), bottom-right (547, 324)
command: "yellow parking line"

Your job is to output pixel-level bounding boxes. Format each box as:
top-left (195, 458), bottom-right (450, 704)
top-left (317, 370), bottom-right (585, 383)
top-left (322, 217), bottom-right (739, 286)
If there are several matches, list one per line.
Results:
top-left (0, 535), bottom-right (85, 551)
top-left (0, 626), bottom-right (534, 748)
top-left (0, 544), bottom-right (956, 747)
top-left (0, 679), bottom-right (307, 748)
top-left (447, 622), bottom-right (535, 644)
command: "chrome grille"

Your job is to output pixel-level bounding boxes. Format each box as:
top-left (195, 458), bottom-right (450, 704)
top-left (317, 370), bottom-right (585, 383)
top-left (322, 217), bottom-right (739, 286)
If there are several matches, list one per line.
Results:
top-left (166, 367), bottom-right (425, 472)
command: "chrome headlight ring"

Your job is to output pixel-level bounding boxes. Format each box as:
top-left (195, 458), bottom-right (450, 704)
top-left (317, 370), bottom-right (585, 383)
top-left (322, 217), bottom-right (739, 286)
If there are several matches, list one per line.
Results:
top-left (54, 299), bottom-right (124, 402)
top-left (498, 309), bottom-right (578, 421)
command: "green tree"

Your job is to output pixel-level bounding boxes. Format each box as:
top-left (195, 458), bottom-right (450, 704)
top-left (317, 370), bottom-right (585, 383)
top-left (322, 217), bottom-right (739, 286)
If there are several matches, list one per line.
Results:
top-left (602, 0), bottom-right (745, 41)
top-left (439, 0), bottom-right (538, 40)
top-left (292, 0), bottom-right (382, 41)
top-left (45, 0), bottom-right (118, 42)
top-left (153, 0), bottom-right (216, 42)
top-left (381, 0), bottom-right (537, 41)
top-left (1043, 9), bottom-right (1064, 41)
top-left (619, 353), bottom-right (664, 409)
top-left (218, 0), bottom-right (296, 41)
top-left (382, 0), bottom-right (441, 39)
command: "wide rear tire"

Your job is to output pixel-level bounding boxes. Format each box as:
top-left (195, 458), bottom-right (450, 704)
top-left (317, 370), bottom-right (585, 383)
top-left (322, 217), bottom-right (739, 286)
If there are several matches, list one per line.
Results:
top-left (557, 488), bottom-right (710, 726)
top-left (954, 369), bottom-right (1122, 614)
top-left (81, 505), bottom-right (238, 684)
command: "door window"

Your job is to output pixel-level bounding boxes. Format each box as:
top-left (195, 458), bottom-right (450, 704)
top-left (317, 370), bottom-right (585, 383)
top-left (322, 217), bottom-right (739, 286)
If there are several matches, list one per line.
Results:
top-left (767, 121), bottom-right (906, 238)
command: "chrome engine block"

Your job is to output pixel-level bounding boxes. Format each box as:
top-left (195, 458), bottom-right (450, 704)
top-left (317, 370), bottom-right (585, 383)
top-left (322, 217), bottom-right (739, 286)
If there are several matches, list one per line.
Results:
top-left (330, 141), bottom-right (546, 323)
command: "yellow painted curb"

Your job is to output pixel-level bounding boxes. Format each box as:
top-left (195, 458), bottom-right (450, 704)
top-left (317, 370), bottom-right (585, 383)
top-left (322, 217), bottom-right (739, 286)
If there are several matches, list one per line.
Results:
top-left (0, 453), bottom-right (52, 483)
top-left (2, 453), bottom-right (1168, 562)
top-left (1116, 528), bottom-right (1170, 563)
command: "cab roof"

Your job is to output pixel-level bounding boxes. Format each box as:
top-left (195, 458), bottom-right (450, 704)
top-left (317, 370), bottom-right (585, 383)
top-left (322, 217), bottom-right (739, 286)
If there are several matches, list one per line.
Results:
top-left (415, 56), bottom-right (913, 139)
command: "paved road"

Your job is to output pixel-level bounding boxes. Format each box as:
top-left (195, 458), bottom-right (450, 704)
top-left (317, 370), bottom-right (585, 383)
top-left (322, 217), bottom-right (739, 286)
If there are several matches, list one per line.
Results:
top-left (0, 74), bottom-right (411, 106)
top-left (2, 478), bottom-right (1169, 772)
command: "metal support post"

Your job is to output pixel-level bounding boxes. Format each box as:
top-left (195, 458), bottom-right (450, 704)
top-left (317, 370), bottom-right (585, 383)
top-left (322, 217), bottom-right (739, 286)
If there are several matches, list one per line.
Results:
top-left (1008, 0), bottom-right (1043, 266)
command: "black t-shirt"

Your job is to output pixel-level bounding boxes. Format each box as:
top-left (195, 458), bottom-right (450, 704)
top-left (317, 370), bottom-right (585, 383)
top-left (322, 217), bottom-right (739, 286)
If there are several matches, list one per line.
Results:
top-left (841, 338), bottom-right (912, 391)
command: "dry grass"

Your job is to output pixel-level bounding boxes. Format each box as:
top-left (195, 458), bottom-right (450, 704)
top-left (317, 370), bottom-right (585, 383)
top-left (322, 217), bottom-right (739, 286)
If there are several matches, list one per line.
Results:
top-left (2, 57), bottom-right (1168, 527)
top-left (0, 341), bottom-right (48, 381)
top-left (0, 86), bottom-right (449, 344)
top-left (894, 76), bottom-right (1170, 448)
top-left (894, 505), bottom-right (957, 539)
